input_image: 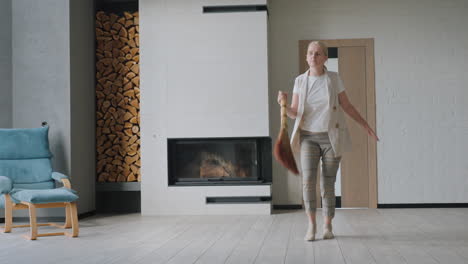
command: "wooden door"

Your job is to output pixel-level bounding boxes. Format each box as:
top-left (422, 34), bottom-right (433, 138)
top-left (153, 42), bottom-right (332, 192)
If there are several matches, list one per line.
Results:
top-left (339, 46), bottom-right (368, 207)
top-left (298, 39), bottom-right (377, 208)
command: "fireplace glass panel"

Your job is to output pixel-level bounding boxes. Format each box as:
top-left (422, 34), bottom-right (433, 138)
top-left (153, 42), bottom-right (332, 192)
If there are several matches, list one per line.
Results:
top-left (168, 138), bottom-right (265, 185)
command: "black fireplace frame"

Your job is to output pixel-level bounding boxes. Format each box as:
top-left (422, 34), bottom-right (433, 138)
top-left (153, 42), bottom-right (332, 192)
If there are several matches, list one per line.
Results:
top-left (167, 137), bottom-right (272, 186)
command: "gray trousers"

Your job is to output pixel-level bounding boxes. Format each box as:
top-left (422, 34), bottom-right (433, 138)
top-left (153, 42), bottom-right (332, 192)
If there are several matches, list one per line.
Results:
top-left (300, 131), bottom-right (341, 217)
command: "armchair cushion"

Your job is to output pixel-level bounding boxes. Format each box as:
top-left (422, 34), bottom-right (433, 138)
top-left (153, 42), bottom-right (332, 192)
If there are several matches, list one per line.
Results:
top-left (0, 176), bottom-right (12, 194)
top-left (51, 172), bottom-right (69, 182)
top-left (0, 159), bottom-right (53, 183)
top-left (13, 181), bottom-right (55, 190)
top-left (0, 126), bottom-right (52, 160)
top-left (10, 187), bottom-right (78, 204)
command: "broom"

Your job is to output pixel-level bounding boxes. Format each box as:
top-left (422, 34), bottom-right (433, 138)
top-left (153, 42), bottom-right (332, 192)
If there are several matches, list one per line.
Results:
top-left (274, 96), bottom-right (299, 175)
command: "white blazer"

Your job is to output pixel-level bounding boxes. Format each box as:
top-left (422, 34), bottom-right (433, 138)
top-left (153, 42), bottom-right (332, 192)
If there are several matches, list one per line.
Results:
top-left (290, 69), bottom-right (352, 170)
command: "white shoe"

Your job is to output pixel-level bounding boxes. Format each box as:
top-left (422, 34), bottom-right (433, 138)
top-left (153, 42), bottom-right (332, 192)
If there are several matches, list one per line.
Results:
top-left (304, 224), bottom-right (317, 241)
top-left (323, 224), bottom-right (334, 239)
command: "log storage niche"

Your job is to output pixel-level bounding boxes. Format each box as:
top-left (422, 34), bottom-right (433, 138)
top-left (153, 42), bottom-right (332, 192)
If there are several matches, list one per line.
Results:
top-left (95, 10), bottom-right (140, 182)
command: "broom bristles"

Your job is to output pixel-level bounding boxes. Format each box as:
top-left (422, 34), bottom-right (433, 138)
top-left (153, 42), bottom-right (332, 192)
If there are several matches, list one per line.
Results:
top-left (274, 129), bottom-right (299, 175)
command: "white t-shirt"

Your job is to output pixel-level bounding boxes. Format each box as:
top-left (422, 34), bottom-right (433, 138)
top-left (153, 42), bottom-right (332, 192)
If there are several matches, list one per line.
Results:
top-left (293, 74), bottom-right (345, 132)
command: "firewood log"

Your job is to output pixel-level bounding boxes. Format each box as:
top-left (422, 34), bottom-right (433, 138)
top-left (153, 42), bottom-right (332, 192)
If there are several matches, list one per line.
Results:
top-left (96, 10), bottom-right (140, 182)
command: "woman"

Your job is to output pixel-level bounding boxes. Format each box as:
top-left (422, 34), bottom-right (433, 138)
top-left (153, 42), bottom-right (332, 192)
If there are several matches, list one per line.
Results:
top-left (278, 41), bottom-right (379, 241)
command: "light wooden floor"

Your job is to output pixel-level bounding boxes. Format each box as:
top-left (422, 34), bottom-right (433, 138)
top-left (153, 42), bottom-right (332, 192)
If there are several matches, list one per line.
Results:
top-left (1, 209), bottom-right (467, 264)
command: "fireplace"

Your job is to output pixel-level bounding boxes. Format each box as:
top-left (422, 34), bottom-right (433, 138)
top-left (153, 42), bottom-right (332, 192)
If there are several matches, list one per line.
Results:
top-left (168, 137), bottom-right (271, 186)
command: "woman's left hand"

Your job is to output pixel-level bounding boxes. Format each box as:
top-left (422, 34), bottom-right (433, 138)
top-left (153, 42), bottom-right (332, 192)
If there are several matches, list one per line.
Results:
top-left (365, 125), bottom-right (379, 141)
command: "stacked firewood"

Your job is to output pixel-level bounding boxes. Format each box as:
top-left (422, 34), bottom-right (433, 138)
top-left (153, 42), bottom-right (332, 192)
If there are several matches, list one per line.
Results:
top-left (95, 11), bottom-right (140, 182)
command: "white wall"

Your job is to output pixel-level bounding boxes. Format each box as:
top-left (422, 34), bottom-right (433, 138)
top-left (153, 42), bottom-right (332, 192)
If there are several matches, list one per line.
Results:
top-left (12, 0), bottom-right (71, 176)
top-left (140, 0), bottom-right (271, 215)
top-left (0, 0), bottom-right (12, 128)
top-left (268, 0), bottom-right (468, 204)
top-left (12, 0), bottom-right (71, 217)
top-left (148, 0), bottom-right (269, 139)
top-left (11, 0), bottom-right (95, 216)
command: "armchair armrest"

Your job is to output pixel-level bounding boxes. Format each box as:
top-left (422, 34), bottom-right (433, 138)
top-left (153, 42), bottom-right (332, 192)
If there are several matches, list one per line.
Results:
top-left (52, 172), bottom-right (72, 189)
top-left (0, 176), bottom-right (13, 194)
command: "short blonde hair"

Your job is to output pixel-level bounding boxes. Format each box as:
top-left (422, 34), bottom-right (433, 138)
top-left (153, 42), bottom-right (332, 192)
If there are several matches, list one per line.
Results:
top-left (307, 41), bottom-right (328, 57)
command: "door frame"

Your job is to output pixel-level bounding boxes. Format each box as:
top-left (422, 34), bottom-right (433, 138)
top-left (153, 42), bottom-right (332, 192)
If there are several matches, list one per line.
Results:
top-left (298, 38), bottom-right (378, 208)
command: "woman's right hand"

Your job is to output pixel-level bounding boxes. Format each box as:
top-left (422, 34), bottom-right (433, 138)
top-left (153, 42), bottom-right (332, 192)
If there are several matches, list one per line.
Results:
top-left (277, 91), bottom-right (287, 105)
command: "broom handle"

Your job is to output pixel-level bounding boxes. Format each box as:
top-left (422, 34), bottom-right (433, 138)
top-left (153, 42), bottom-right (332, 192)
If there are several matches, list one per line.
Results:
top-left (280, 97), bottom-right (287, 130)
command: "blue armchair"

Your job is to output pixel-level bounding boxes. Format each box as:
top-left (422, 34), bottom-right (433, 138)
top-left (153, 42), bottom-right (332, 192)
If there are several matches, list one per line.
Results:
top-left (0, 125), bottom-right (79, 240)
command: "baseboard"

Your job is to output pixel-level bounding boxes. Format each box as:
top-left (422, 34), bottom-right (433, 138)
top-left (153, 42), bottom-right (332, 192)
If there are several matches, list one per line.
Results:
top-left (378, 203), bottom-right (468, 208)
top-left (0, 210), bottom-right (96, 223)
